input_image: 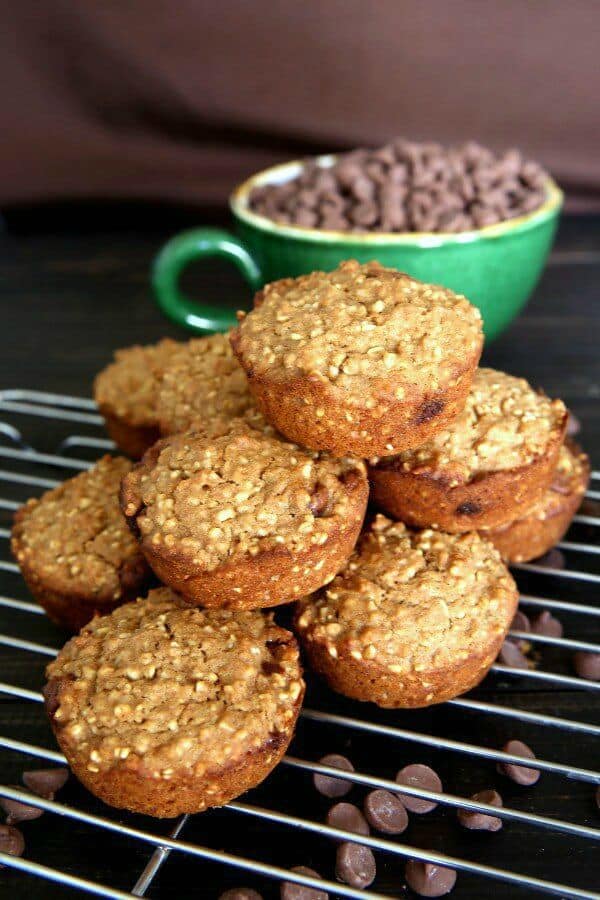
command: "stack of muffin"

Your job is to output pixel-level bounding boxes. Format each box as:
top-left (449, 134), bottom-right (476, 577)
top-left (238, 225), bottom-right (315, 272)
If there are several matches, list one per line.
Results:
top-left (11, 261), bottom-right (589, 819)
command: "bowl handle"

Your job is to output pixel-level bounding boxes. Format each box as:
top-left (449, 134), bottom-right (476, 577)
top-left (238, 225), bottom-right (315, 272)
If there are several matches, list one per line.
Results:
top-left (152, 227), bottom-right (262, 333)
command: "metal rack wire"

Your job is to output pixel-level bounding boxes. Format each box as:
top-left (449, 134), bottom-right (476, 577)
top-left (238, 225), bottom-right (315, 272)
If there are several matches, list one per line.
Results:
top-left (0, 389), bottom-right (598, 899)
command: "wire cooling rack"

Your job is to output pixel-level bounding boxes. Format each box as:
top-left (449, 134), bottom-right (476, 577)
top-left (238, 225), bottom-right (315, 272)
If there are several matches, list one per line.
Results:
top-left (0, 389), bottom-right (598, 899)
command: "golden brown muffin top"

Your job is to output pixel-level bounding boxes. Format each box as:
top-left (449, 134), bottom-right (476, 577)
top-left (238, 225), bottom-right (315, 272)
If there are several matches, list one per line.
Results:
top-left (121, 423), bottom-right (367, 572)
top-left (295, 515), bottom-right (517, 684)
top-left (380, 368), bottom-right (566, 482)
top-left (156, 333), bottom-right (254, 435)
top-left (12, 456), bottom-right (144, 602)
top-left (231, 261), bottom-right (483, 396)
top-left (94, 339), bottom-right (181, 428)
top-left (46, 588), bottom-right (303, 778)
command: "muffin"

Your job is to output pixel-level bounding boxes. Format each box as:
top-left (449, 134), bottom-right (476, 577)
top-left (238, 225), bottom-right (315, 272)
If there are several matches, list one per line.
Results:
top-left (44, 588), bottom-right (304, 817)
top-left (156, 332), bottom-right (255, 436)
top-left (120, 423), bottom-right (368, 609)
top-left (369, 368), bottom-right (567, 532)
top-left (94, 339), bottom-right (181, 458)
top-left (11, 456), bottom-right (152, 631)
top-left (230, 260), bottom-right (483, 457)
top-left (294, 515), bottom-right (518, 708)
top-left (483, 440), bottom-right (590, 563)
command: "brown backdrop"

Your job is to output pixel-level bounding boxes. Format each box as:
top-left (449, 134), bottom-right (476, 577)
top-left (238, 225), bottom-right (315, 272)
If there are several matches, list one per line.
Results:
top-left (1, 1), bottom-right (598, 210)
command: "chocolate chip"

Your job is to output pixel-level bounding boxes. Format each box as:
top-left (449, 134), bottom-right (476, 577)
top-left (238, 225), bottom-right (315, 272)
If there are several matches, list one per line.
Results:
top-left (567, 411), bottom-right (581, 436)
top-left (498, 640), bottom-right (529, 669)
top-left (573, 652), bottom-right (600, 681)
top-left (508, 610), bottom-right (530, 645)
top-left (280, 866), bottom-right (328, 900)
top-left (455, 501), bottom-right (481, 516)
top-left (457, 790), bottom-right (503, 831)
top-left (364, 789), bottom-right (408, 834)
top-left (596, 786), bottom-right (600, 810)
top-left (396, 764), bottom-right (442, 813)
top-left (22, 768), bottom-right (68, 799)
top-left (308, 484), bottom-right (331, 517)
top-left (405, 861), bottom-right (457, 897)
top-left (248, 138), bottom-right (548, 233)
top-left (326, 802), bottom-right (370, 836)
top-left (220, 890), bottom-right (263, 900)
top-left (0, 787), bottom-right (43, 824)
top-left (414, 399), bottom-right (444, 425)
top-left (534, 548), bottom-right (565, 569)
top-left (0, 824), bottom-right (25, 866)
top-left (335, 842), bottom-right (376, 889)
top-left (313, 754), bottom-right (354, 798)
top-left (531, 610), bottom-right (563, 638)
top-left (497, 740), bottom-right (540, 785)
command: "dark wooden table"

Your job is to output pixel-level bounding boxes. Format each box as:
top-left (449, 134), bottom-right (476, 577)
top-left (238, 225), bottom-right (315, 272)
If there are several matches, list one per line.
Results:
top-left (0, 210), bottom-right (598, 899)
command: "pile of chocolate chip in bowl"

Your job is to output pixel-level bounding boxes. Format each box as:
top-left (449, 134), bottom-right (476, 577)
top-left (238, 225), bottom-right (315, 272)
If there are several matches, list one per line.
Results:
top-left (6, 257), bottom-right (599, 897)
top-left (248, 138), bottom-right (550, 232)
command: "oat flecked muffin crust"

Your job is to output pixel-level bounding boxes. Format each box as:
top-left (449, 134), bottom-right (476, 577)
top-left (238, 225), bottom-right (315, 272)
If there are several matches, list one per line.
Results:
top-left (369, 368), bottom-right (567, 531)
top-left (230, 260), bottom-right (483, 456)
top-left (94, 339), bottom-right (181, 458)
top-left (294, 515), bottom-right (518, 708)
top-left (44, 588), bottom-right (304, 817)
top-left (120, 423), bottom-right (368, 609)
top-left (12, 456), bottom-right (152, 631)
top-left (156, 332), bottom-right (255, 436)
top-left (483, 440), bottom-right (590, 563)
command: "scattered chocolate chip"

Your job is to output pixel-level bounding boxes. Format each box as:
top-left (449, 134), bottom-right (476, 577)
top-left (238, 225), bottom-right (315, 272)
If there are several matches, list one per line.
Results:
top-left (220, 890), bottom-right (263, 900)
top-left (531, 610), bottom-right (563, 638)
top-left (497, 740), bottom-right (540, 785)
top-left (0, 787), bottom-right (43, 824)
top-left (326, 802), bottom-right (370, 836)
top-left (364, 789), bottom-right (408, 834)
top-left (405, 861), bottom-right (457, 897)
top-left (534, 548), bottom-right (565, 570)
top-left (335, 842), bottom-right (376, 889)
top-left (0, 824), bottom-right (25, 866)
top-left (596, 786), bottom-right (600, 810)
top-left (396, 764), bottom-right (442, 813)
top-left (510, 610), bottom-right (531, 635)
top-left (22, 768), bottom-right (68, 799)
top-left (498, 640), bottom-right (529, 669)
top-left (566, 412), bottom-right (581, 436)
top-left (280, 866), bottom-right (328, 900)
top-left (573, 652), bottom-right (600, 681)
top-left (457, 790), bottom-right (503, 831)
top-left (313, 754), bottom-right (354, 798)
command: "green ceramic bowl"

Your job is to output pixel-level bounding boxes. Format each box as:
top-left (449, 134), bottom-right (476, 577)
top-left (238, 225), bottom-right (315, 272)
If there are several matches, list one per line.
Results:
top-left (152, 155), bottom-right (563, 340)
